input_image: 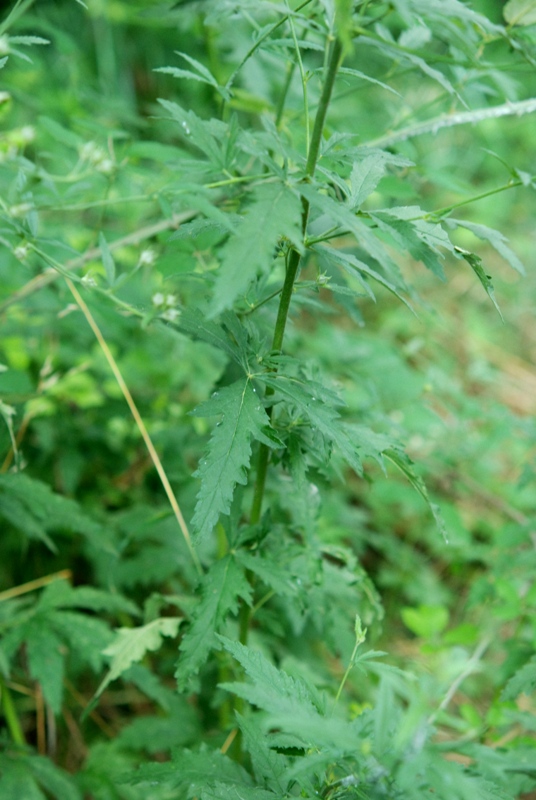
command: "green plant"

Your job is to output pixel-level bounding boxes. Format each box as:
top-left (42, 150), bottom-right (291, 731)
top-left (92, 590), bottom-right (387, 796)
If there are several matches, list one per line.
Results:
top-left (1, 1), bottom-right (536, 798)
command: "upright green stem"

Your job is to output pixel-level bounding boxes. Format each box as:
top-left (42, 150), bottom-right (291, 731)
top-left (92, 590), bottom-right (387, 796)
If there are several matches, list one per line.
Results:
top-left (242, 36), bottom-right (344, 646)
top-left (1, 676), bottom-right (25, 746)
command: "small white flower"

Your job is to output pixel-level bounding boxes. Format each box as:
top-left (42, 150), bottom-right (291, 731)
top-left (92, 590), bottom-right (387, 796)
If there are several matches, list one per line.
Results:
top-left (161, 308), bottom-right (180, 322)
top-left (165, 293), bottom-right (177, 307)
top-left (152, 292), bottom-right (165, 307)
top-left (19, 126), bottom-right (36, 144)
top-left (96, 158), bottom-right (114, 174)
top-left (13, 244), bottom-right (29, 261)
top-left (9, 203), bottom-right (33, 218)
top-left (79, 141), bottom-right (101, 163)
top-left (81, 274), bottom-right (97, 287)
top-left (138, 248), bottom-right (156, 267)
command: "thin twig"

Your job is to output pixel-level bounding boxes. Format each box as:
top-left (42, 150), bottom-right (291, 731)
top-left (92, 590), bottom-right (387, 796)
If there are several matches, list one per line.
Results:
top-left (428, 636), bottom-right (491, 725)
top-left (0, 570), bottom-right (72, 602)
top-left (65, 278), bottom-right (202, 576)
top-left (0, 211), bottom-right (195, 315)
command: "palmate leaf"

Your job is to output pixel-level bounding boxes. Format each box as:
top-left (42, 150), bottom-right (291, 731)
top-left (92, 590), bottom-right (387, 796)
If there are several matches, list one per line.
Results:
top-left (191, 378), bottom-right (282, 542)
top-left (209, 181), bottom-right (303, 317)
top-left (175, 554), bottom-right (252, 688)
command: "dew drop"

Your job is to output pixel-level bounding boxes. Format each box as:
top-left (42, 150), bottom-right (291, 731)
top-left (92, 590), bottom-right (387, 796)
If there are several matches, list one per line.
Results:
top-left (181, 121), bottom-right (191, 135)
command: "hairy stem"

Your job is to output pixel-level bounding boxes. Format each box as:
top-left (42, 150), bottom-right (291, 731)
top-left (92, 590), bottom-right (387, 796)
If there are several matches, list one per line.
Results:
top-left (242, 36), bottom-right (344, 643)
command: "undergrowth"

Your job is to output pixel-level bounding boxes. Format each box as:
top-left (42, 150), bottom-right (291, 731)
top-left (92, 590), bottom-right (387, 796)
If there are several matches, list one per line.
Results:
top-left (1, 0), bottom-right (536, 798)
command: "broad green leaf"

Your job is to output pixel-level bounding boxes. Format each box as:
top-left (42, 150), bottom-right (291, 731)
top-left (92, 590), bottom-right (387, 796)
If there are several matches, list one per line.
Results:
top-left (95, 617), bottom-right (182, 699)
top-left (98, 232), bottom-right (115, 286)
top-left (504, 0), bottom-right (536, 25)
top-left (236, 712), bottom-right (289, 794)
top-left (209, 182), bottom-right (302, 317)
top-left (455, 247), bottom-right (503, 319)
top-left (191, 378), bottom-right (281, 542)
top-left (401, 605), bottom-right (449, 638)
top-left (175, 555), bottom-right (252, 688)
top-left (450, 219), bottom-right (525, 275)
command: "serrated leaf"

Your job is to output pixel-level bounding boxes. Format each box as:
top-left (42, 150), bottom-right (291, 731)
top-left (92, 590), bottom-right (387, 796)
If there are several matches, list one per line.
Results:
top-left (261, 373), bottom-right (363, 476)
top-left (158, 99), bottom-right (228, 166)
top-left (348, 153), bottom-right (390, 208)
top-left (98, 232), bottom-right (116, 285)
top-left (50, 611), bottom-right (113, 672)
top-left (450, 219), bottom-right (525, 275)
top-left (209, 182), bottom-right (302, 317)
top-left (217, 635), bottom-right (317, 715)
top-left (200, 784), bottom-right (277, 800)
top-left (26, 754), bottom-right (82, 800)
top-left (302, 184), bottom-right (406, 287)
top-left (0, 473), bottom-right (112, 552)
top-left (94, 618), bottom-right (182, 699)
top-left (156, 51), bottom-right (230, 100)
top-left (175, 307), bottom-right (244, 366)
top-left (175, 555), bottom-right (251, 688)
top-left (313, 244), bottom-right (415, 311)
top-left (236, 712), bottom-right (289, 794)
top-left (371, 211), bottom-right (447, 280)
top-left (455, 247), bottom-right (503, 319)
top-left (191, 378), bottom-right (280, 542)
top-left (385, 449), bottom-right (448, 540)
top-left (504, 0), bottom-right (536, 25)
top-left (337, 66), bottom-right (400, 95)
top-left (501, 655), bottom-right (536, 699)
top-left (125, 746), bottom-right (251, 790)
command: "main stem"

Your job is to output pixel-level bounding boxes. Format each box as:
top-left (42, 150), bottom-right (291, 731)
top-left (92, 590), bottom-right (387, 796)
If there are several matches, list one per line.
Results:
top-left (243, 35), bottom-right (343, 642)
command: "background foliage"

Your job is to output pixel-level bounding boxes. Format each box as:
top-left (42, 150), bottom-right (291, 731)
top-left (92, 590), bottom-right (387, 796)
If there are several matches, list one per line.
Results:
top-left (1, 0), bottom-right (536, 798)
